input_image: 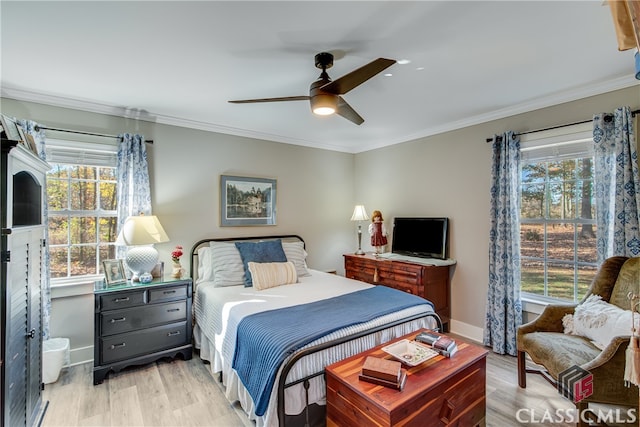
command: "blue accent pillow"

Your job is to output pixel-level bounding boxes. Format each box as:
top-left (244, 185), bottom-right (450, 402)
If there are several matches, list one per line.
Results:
top-left (235, 240), bottom-right (287, 286)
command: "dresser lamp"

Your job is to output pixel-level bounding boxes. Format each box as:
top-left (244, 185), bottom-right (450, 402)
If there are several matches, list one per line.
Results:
top-left (350, 205), bottom-right (369, 255)
top-left (116, 214), bottom-right (170, 283)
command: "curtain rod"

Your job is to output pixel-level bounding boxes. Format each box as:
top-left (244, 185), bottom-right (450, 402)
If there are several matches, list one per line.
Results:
top-left (35, 125), bottom-right (154, 144)
top-left (485, 109), bottom-right (640, 143)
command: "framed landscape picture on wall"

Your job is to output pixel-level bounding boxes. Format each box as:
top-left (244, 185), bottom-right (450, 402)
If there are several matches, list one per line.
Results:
top-left (220, 175), bottom-right (277, 226)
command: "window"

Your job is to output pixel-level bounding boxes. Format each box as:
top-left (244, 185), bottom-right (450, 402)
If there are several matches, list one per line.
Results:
top-left (45, 138), bottom-right (119, 281)
top-left (519, 124), bottom-right (598, 303)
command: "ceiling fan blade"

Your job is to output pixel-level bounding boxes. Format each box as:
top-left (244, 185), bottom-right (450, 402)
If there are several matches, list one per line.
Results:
top-left (321, 58), bottom-right (396, 95)
top-left (229, 96), bottom-right (310, 104)
top-left (336, 96), bottom-right (364, 125)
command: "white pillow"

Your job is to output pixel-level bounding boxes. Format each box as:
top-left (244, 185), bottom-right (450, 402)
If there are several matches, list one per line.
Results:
top-left (282, 241), bottom-right (310, 277)
top-left (248, 261), bottom-right (297, 291)
top-left (209, 242), bottom-right (245, 287)
top-left (196, 247), bottom-right (215, 284)
top-left (569, 295), bottom-right (638, 349)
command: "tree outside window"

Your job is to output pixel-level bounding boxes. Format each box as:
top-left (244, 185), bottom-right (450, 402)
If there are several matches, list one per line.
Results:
top-left (520, 157), bottom-right (597, 302)
top-left (47, 164), bottom-right (118, 278)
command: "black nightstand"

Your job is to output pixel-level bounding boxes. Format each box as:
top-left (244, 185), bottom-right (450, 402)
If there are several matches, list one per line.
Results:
top-left (93, 277), bottom-right (193, 385)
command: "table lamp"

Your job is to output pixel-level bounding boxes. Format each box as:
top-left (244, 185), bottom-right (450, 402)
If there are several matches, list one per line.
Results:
top-left (116, 213), bottom-right (170, 283)
top-left (350, 205), bottom-right (369, 255)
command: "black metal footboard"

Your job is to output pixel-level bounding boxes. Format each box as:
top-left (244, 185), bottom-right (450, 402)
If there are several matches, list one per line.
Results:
top-left (276, 311), bottom-right (443, 427)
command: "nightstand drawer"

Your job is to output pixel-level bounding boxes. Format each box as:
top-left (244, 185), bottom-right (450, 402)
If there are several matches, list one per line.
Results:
top-left (100, 301), bottom-right (187, 336)
top-left (149, 284), bottom-right (187, 303)
top-left (100, 290), bottom-right (146, 310)
top-left (101, 321), bottom-right (189, 364)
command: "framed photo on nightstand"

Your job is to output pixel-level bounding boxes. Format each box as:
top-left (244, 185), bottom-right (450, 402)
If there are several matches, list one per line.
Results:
top-left (103, 259), bottom-right (127, 286)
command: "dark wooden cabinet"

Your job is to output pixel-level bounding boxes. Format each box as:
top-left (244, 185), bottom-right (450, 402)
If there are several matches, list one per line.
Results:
top-left (344, 253), bottom-right (452, 331)
top-left (93, 277), bottom-right (193, 384)
top-left (1, 140), bottom-right (49, 427)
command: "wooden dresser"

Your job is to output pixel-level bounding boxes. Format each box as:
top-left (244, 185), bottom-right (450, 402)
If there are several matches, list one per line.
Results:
top-left (326, 329), bottom-right (487, 427)
top-left (344, 254), bottom-right (452, 331)
top-left (93, 277), bottom-right (193, 384)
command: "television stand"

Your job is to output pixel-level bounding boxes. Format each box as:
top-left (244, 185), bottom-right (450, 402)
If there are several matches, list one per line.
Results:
top-left (344, 253), bottom-right (454, 332)
top-left (376, 252), bottom-right (456, 267)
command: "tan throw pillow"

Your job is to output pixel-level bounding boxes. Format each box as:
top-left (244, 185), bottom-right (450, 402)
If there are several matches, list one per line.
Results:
top-left (248, 261), bottom-right (298, 291)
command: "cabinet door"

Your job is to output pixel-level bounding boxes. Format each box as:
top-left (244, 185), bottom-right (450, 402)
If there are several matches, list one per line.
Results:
top-left (5, 230), bottom-right (30, 427)
top-left (5, 228), bottom-right (43, 427)
top-left (26, 231), bottom-right (43, 427)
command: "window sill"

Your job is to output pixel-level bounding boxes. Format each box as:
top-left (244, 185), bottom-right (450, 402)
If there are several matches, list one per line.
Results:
top-left (521, 293), bottom-right (571, 315)
top-left (50, 275), bottom-right (101, 299)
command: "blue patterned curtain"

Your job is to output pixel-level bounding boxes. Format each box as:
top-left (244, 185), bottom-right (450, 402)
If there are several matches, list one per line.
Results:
top-left (593, 107), bottom-right (640, 264)
top-left (17, 120), bottom-right (52, 340)
top-left (484, 131), bottom-right (522, 356)
top-left (116, 134), bottom-right (151, 257)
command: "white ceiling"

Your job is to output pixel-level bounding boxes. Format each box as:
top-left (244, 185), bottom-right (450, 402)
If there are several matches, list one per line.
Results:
top-left (1, 1), bottom-right (638, 153)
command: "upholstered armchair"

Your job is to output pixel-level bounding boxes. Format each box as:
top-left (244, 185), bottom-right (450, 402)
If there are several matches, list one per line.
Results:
top-left (517, 256), bottom-right (638, 423)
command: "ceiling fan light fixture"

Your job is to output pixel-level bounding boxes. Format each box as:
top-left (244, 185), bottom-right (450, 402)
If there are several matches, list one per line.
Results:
top-left (311, 93), bottom-right (337, 116)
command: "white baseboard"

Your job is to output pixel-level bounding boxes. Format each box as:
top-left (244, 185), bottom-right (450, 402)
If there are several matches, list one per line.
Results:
top-left (449, 319), bottom-right (484, 344)
top-left (68, 345), bottom-right (93, 367)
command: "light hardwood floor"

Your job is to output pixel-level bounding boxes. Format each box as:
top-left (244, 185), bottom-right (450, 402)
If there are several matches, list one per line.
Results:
top-left (42, 345), bottom-right (636, 427)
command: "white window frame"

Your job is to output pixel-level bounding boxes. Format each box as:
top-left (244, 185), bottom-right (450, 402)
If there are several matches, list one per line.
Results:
top-left (519, 122), bottom-right (597, 304)
top-left (45, 136), bottom-right (119, 287)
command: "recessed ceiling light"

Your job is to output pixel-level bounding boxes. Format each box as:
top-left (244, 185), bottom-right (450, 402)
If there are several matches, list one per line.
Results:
top-left (397, 59), bottom-right (411, 65)
top-left (416, 67), bottom-right (425, 71)
top-left (384, 73), bottom-right (393, 77)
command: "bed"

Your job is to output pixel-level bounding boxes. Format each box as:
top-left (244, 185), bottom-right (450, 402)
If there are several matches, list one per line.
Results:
top-left (190, 235), bottom-right (441, 427)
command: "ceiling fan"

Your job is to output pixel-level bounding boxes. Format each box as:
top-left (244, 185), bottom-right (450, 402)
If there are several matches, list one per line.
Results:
top-left (228, 52), bottom-right (396, 125)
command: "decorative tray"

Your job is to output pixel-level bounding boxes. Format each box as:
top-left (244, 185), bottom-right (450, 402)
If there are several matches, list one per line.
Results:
top-left (381, 339), bottom-right (439, 366)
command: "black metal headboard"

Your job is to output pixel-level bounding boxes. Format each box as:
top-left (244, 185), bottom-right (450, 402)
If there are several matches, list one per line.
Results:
top-left (189, 234), bottom-right (305, 283)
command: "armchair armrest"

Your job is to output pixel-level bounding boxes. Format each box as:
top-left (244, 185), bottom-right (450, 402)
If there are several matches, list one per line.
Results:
top-left (581, 335), bottom-right (638, 407)
top-left (582, 335), bottom-right (630, 372)
top-left (518, 303), bottom-right (577, 336)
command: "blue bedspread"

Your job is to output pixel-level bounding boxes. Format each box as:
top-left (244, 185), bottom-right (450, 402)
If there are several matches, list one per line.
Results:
top-left (231, 285), bottom-right (433, 416)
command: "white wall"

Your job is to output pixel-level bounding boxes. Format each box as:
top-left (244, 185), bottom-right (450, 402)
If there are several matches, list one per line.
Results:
top-left (2, 85), bottom-right (638, 359)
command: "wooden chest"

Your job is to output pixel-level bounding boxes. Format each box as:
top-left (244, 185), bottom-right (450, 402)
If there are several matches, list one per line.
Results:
top-left (326, 329), bottom-right (487, 427)
top-left (344, 254), bottom-right (452, 331)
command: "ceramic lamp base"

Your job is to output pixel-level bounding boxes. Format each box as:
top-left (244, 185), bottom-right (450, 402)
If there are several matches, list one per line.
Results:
top-left (125, 246), bottom-right (159, 281)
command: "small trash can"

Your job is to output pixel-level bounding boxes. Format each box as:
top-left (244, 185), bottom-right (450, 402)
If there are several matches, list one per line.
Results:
top-left (43, 337), bottom-right (70, 384)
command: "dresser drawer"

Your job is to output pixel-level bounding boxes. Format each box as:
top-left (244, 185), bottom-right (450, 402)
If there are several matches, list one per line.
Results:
top-left (149, 284), bottom-right (187, 303)
top-left (100, 301), bottom-right (187, 336)
top-left (100, 290), bottom-right (146, 311)
top-left (100, 321), bottom-right (189, 364)
top-left (384, 282), bottom-right (420, 295)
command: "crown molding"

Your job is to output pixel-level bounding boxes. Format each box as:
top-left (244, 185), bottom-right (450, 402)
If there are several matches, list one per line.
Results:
top-left (3, 74), bottom-right (638, 155)
top-left (353, 75), bottom-right (640, 153)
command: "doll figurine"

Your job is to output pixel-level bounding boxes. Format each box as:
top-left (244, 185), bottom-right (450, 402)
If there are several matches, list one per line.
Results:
top-left (368, 210), bottom-right (388, 254)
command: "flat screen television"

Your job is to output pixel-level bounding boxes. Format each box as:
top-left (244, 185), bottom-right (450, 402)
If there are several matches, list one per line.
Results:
top-left (391, 217), bottom-right (449, 260)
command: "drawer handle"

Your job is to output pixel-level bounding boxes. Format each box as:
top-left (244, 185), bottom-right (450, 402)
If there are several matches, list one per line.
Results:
top-left (110, 343), bottom-right (126, 350)
top-left (163, 290), bottom-right (176, 295)
top-left (113, 297), bottom-right (130, 303)
top-left (167, 308), bottom-right (180, 313)
top-left (167, 331), bottom-right (181, 337)
top-left (110, 317), bottom-right (126, 323)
